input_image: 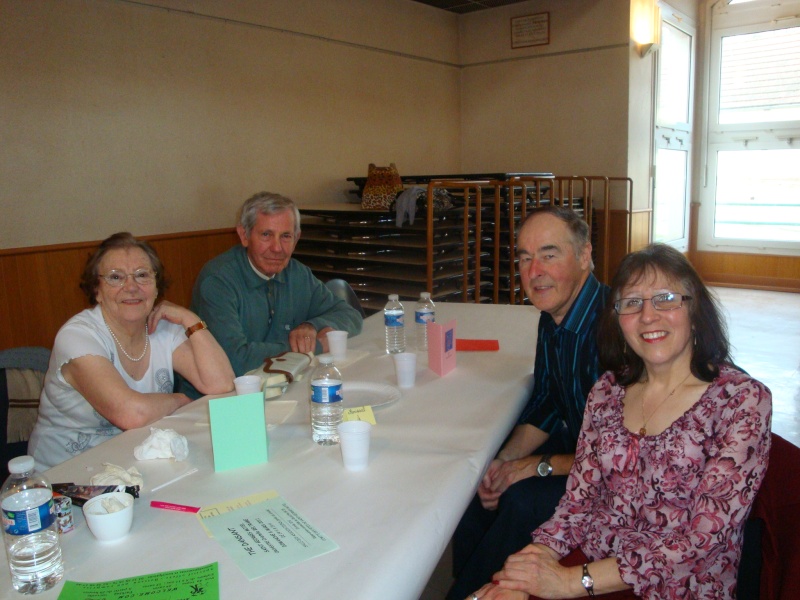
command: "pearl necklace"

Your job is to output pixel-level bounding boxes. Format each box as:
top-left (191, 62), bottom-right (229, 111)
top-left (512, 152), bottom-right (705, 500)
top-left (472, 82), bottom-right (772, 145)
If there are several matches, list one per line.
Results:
top-left (638, 372), bottom-right (692, 437)
top-left (105, 322), bottom-right (149, 362)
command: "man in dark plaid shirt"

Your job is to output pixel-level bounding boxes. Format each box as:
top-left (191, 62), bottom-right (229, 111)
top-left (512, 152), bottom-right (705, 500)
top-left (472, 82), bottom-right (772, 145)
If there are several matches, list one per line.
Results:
top-left (449, 206), bottom-right (609, 599)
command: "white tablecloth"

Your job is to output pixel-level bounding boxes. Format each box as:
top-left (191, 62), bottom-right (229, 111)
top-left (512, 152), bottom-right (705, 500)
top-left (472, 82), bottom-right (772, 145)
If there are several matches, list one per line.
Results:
top-left (0, 303), bottom-right (540, 600)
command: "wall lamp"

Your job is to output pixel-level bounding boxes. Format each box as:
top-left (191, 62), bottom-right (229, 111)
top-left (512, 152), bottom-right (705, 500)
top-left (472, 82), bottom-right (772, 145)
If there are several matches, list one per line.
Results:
top-left (632, 2), bottom-right (661, 58)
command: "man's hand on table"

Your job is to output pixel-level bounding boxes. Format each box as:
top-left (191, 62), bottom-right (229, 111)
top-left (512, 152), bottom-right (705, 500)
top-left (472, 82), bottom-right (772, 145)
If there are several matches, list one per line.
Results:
top-left (477, 456), bottom-right (540, 510)
top-left (289, 323), bottom-right (333, 354)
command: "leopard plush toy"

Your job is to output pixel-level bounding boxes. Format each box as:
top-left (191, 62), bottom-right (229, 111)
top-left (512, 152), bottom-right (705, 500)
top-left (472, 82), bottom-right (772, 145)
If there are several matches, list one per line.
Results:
top-left (361, 163), bottom-right (404, 210)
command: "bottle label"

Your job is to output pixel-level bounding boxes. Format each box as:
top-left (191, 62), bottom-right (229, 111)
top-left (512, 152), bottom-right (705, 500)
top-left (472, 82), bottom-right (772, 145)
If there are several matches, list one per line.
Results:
top-left (311, 381), bottom-right (343, 404)
top-left (385, 313), bottom-right (404, 327)
top-left (2, 491), bottom-right (54, 536)
top-left (415, 310), bottom-right (435, 325)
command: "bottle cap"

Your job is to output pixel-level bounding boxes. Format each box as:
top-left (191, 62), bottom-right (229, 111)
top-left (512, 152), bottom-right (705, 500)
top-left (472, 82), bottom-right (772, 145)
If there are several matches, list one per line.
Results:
top-left (420, 292), bottom-right (431, 299)
top-left (388, 294), bottom-right (399, 301)
top-left (318, 354), bottom-right (334, 365)
top-left (8, 455), bottom-right (34, 474)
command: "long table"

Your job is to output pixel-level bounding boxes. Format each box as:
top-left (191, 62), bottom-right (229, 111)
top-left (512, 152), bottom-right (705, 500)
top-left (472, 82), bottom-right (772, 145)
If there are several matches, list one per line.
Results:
top-left (0, 303), bottom-right (539, 599)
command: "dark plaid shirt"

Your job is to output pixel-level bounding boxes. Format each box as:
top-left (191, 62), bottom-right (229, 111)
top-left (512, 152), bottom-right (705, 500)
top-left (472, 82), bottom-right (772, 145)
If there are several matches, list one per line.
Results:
top-left (518, 273), bottom-right (609, 447)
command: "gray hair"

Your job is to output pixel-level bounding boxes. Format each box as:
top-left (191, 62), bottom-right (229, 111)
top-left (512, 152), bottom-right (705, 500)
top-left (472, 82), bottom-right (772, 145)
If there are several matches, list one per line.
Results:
top-left (522, 205), bottom-right (594, 271)
top-left (238, 192), bottom-right (301, 237)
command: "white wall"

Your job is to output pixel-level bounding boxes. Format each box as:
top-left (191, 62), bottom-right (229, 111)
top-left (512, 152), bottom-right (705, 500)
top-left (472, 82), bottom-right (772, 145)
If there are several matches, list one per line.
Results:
top-left (0, 0), bottom-right (461, 248)
top-left (459, 0), bottom-right (652, 210)
top-left (1, 0), bottom-right (660, 249)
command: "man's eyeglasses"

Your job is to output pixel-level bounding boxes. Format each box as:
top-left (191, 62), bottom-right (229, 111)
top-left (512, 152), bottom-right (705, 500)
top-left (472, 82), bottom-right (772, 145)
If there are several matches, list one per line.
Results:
top-left (100, 269), bottom-right (156, 287)
top-left (614, 292), bottom-right (692, 315)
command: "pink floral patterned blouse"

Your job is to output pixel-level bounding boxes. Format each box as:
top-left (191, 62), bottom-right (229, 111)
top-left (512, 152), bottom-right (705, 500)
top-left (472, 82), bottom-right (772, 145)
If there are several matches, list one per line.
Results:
top-left (531, 365), bottom-right (772, 599)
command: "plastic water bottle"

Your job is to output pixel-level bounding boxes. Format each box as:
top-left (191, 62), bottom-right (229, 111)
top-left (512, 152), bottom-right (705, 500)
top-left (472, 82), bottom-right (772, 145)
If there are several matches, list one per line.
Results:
top-left (384, 294), bottom-right (406, 354)
top-left (1, 456), bottom-right (64, 594)
top-left (310, 354), bottom-right (344, 445)
top-left (414, 292), bottom-right (436, 351)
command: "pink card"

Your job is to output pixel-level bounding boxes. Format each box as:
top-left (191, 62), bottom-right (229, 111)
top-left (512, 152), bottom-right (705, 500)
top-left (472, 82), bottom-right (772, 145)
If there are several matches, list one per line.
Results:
top-left (428, 319), bottom-right (456, 376)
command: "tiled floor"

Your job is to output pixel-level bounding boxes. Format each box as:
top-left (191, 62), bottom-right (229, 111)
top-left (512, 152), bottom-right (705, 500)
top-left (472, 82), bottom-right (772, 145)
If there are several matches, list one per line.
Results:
top-left (419, 286), bottom-right (800, 600)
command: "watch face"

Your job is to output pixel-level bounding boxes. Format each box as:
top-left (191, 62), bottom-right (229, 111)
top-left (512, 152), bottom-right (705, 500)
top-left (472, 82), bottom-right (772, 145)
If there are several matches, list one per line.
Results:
top-left (582, 574), bottom-right (594, 588)
top-left (537, 460), bottom-right (552, 477)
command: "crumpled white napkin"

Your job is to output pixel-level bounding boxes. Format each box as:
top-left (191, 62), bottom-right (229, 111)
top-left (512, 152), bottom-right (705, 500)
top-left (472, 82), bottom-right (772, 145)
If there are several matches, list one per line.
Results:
top-left (90, 463), bottom-right (144, 487)
top-left (134, 427), bottom-right (189, 461)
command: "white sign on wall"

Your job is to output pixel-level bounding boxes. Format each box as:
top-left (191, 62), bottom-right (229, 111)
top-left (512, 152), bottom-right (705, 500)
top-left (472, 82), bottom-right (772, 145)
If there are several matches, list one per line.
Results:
top-left (511, 12), bottom-right (550, 49)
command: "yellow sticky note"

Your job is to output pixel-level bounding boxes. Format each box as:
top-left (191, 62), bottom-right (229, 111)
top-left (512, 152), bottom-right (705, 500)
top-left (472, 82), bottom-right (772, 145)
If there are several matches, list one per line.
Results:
top-left (197, 490), bottom-right (280, 537)
top-left (343, 406), bottom-right (376, 425)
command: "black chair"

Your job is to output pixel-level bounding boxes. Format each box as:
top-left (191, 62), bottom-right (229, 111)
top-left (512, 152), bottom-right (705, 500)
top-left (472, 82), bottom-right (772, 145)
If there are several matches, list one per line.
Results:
top-left (325, 279), bottom-right (366, 318)
top-left (0, 347), bottom-right (51, 478)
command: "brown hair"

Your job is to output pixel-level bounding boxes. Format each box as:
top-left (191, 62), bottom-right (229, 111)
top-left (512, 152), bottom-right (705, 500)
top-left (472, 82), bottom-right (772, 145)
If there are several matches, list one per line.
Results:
top-left (79, 232), bottom-right (166, 306)
top-left (597, 243), bottom-right (731, 385)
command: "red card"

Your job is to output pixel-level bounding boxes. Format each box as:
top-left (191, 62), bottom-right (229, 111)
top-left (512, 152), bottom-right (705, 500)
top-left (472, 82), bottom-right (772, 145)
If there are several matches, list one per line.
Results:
top-left (456, 339), bottom-right (500, 352)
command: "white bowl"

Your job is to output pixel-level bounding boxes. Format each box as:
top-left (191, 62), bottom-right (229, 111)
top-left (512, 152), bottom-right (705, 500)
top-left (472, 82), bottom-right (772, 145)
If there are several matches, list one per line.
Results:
top-left (82, 492), bottom-right (134, 542)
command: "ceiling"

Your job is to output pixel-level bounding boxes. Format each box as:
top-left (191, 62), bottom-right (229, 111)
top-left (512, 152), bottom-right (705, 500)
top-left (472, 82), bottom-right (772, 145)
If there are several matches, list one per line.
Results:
top-left (411, 0), bottom-right (531, 14)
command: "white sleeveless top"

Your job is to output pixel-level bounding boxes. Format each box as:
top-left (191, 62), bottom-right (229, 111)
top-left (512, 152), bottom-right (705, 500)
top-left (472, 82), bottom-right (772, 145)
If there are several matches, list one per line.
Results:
top-left (28, 305), bottom-right (186, 471)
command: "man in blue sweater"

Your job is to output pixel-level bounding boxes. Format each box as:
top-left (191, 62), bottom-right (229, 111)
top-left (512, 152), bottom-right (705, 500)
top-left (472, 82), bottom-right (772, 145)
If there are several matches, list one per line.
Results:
top-left (191, 192), bottom-right (363, 378)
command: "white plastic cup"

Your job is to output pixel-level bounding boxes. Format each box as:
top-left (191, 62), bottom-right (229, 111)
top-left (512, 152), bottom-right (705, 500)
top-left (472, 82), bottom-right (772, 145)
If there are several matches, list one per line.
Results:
top-left (337, 421), bottom-right (372, 471)
top-left (82, 492), bottom-right (134, 542)
top-left (392, 352), bottom-right (417, 388)
top-left (234, 375), bottom-right (263, 396)
top-left (326, 330), bottom-right (348, 363)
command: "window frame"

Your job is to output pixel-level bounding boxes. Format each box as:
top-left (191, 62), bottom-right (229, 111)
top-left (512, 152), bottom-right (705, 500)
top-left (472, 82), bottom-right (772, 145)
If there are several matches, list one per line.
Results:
top-left (697, 0), bottom-right (800, 255)
top-left (652, 5), bottom-right (696, 251)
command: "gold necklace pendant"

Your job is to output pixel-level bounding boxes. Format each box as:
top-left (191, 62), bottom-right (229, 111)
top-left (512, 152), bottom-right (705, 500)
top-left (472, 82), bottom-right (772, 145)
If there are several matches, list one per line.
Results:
top-left (638, 372), bottom-right (692, 437)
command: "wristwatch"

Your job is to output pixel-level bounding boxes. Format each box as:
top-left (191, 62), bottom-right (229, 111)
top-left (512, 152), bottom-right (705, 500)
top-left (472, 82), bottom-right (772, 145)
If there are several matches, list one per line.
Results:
top-left (185, 321), bottom-right (208, 338)
top-left (536, 454), bottom-right (553, 477)
top-left (581, 563), bottom-right (595, 597)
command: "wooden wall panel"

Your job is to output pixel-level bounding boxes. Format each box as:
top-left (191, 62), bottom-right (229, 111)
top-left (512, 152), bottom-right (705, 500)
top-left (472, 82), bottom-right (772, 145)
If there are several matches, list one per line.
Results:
top-left (593, 209), bottom-right (649, 285)
top-left (688, 203), bottom-right (800, 293)
top-left (0, 229), bottom-right (239, 351)
top-left (692, 251), bottom-right (800, 293)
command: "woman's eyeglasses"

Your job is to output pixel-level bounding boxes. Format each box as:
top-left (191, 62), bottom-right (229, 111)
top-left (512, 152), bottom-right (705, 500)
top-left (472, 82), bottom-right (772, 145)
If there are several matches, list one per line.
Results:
top-left (614, 292), bottom-right (692, 315)
top-left (100, 269), bottom-right (156, 287)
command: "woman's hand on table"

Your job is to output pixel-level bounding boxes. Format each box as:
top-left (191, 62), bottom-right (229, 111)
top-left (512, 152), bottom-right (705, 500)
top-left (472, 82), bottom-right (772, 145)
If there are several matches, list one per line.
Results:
top-left (467, 584), bottom-right (527, 600)
top-left (488, 544), bottom-right (580, 599)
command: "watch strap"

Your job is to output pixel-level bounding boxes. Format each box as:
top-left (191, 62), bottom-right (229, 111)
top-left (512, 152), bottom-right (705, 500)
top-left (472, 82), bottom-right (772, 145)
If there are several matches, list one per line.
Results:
top-left (581, 562), bottom-right (595, 597)
top-left (185, 321), bottom-right (208, 338)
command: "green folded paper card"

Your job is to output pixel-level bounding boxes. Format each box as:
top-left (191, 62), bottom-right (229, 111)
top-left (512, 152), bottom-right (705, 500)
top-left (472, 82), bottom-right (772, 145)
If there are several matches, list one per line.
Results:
top-left (209, 393), bottom-right (269, 472)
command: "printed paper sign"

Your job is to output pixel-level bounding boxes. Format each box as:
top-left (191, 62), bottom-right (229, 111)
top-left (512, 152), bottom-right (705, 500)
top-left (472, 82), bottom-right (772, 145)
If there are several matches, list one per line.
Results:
top-left (201, 497), bottom-right (338, 580)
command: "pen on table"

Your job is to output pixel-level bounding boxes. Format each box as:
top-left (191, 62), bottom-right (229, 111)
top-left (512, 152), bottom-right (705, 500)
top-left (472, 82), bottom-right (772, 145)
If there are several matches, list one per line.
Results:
top-left (150, 467), bottom-right (199, 493)
top-left (150, 501), bottom-right (201, 513)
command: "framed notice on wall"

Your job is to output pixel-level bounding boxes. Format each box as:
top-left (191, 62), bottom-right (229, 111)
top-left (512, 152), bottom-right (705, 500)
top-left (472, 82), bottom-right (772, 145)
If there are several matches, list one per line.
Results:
top-left (511, 12), bottom-right (550, 49)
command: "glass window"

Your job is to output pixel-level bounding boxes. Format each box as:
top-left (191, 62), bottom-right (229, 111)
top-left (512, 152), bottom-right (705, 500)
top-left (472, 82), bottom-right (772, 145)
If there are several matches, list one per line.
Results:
top-left (719, 27), bottom-right (800, 125)
top-left (714, 149), bottom-right (800, 242)
top-left (698, 0), bottom-right (800, 256)
top-left (652, 8), bottom-right (694, 250)
top-left (657, 22), bottom-right (692, 126)
top-left (654, 148), bottom-right (689, 243)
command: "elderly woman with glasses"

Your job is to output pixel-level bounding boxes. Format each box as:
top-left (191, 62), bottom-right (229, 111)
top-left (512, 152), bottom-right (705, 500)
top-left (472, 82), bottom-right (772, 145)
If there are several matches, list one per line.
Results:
top-left (29, 232), bottom-right (234, 471)
top-left (470, 244), bottom-right (771, 600)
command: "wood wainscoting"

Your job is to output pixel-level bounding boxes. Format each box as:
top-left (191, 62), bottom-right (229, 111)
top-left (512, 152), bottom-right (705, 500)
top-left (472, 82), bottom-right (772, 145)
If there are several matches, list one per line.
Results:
top-left (593, 208), bottom-right (652, 285)
top-left (0, 229), bottom-right (240, 351)
top-left (688, 203), bottom-right (800, 293)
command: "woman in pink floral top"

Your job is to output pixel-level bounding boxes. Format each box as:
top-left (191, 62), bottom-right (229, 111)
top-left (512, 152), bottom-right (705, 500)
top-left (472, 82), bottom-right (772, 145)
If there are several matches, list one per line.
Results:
top-left (470, 244), bottom-right (771, 600)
